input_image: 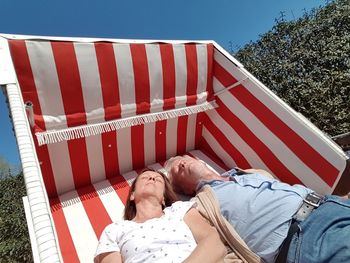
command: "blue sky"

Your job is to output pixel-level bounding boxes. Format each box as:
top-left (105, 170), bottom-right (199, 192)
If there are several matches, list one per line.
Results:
top-left (0, 0), bottom-right (325, 167)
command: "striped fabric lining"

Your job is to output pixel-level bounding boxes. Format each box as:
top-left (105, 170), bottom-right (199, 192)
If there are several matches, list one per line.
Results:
top-left (209, 48), bottom-right (346, 194)
top-left (9, 40), bottom-right (214, 145)
top-left (8, 40), bottom-right (215, 198)
top-left (40, 115), bottom-right (201, 197)
top-left (49, 150), bottom-right (225, 263)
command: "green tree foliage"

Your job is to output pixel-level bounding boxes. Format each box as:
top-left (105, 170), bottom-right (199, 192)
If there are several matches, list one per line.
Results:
top-left (234, 0), bottom-right (350, 136)
top-left (0, 172), bottom-right (33, 263)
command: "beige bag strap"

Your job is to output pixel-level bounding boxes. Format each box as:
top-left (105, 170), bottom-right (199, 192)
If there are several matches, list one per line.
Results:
top-left (195, 186), bottom-right (262, 263)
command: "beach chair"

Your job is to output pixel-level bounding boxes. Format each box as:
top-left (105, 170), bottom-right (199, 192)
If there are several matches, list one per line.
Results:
top-left (0, 34), bottom-right (349, 263)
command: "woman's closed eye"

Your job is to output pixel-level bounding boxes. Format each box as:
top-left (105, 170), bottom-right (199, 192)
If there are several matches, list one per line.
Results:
top-left (154, 176), bottom-right (164, 183)
top-left (140, 173), bottom-right (164, 183)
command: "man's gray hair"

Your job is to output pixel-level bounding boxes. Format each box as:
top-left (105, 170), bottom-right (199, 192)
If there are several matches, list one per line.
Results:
top-left (163, 156), bottom-right (183, 178)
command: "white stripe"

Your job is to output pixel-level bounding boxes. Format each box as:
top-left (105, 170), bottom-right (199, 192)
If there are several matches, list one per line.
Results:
top-left (144, 122), bottom-right (156, 165)
top-left (213, 78), bottom-right (223, 95)
top-left (74, 43), bottom-right (105, 124)
top-left (201, 126), bottom-right (238, 169)
top-left (116, 127), bottom-right (133, 174)
top-left (166, 118), bottom-right (178, 159)
top-left (196, 44), bottom-right (208, 103)
top-left (186, 114), bottom-right (196, 151)
top-left (206, 108), bottom-right (269, 171)
top-left (190, 149), bottom-right (225, 175)
top-left (113, 44), bottom-right (136, 118)
top-left (219, 92), bottom-right (332, 194)
top-left (213, 49), bottom-right (246, 87)
top-left (85, 135), bottom-right (106, 184)
top-left (74, 43), bottom-right (106, 184)
top-left (122, 170), bottom-right (138, 186)
top-left (173, 44), bottom-right (187, 107)
top-left (214, 49), bottom-right (345, 172)
top-left (94, 180), bottom-right (124, 222)
top-left (46, 141), bottom-right (74, 195)
top-left (60, 191), bottom-right (98, 263)
top-left (148, 162), bottom-right (164, 171)
top-left (26, 41), bottom-right (67, 129)
top-left (145, 44), bottom-right (164, 113)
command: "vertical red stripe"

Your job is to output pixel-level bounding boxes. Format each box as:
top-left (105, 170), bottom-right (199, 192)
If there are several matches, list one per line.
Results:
top-left (160, 44), bottom-right (176, 110)
top-left (130, 44), bottom-right (151, 114)
top-left (215, 97), bottom-right (302, 185)
top-left (9, 40), bottom-right (46, 131)
top-left (51, 42), bottom-right (91, 188)
top-left (51, 42), bottom-right (87, 127)
top-left (68, 139), bottom-right (91, 188)
top-left (35, 140), bottom-right (58, 197)
top-left (101, 131), bottom-right (119, 179)
top-left (195, 113), bottom-right (204, 148)
top-left (95, 43), bottom-right (121, 180)
top-left (9, 40), bottom-right (58, 197)
top-left (50, 198), bottom-right (80, 263)
top-left (231, 86), bottom-right (339, 186)
top-left (185, 45), bottom-right (198, 106)
top-left (155, 120), bottom-right (167, 162)
top-left (77, 186), bottom-right (112, 237)
top-left (94, 43), bottom-right (121, 121)
top-left (131, 125), bottom-right (145, 170)
top-left (206, 44), bottom-right (214, 100)
top-left (203, 114), bottom-right (251, 168)
top-left (177, 116), bottom-right (188, 155)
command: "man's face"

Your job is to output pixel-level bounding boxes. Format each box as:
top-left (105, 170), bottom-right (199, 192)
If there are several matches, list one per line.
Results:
top-left (167, 155), bottom-right (207, 195)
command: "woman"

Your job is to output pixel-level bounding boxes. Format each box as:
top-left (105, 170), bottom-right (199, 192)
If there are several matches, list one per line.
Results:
top-left (94, 168), bottom-right (226, 263)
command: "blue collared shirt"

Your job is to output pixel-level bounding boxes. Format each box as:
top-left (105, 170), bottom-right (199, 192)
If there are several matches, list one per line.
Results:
top-left (198, 169), bottom-right (312, 263)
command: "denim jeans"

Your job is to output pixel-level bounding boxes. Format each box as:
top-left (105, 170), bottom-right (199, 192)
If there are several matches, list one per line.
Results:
top-left (287, 195), bottom-right (350, 263)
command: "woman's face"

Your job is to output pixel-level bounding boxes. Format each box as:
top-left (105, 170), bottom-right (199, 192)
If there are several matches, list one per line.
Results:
top-left (131, 170), bottom-right (166, 203)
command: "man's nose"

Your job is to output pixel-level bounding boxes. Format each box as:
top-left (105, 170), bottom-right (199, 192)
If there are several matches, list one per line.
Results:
top-left (180, 158), bottom-right (186, 167)
top-left (148, 176), bottom-right (155, 181)
top-left (179, 160), bottom-right (186, 168)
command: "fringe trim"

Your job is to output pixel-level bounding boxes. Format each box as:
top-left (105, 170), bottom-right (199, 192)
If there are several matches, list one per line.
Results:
top-left (36, 100), bottom-right (217, 146)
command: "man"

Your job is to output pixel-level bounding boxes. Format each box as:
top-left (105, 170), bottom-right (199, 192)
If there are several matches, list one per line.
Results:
top-left (165, 155), bottom-right (350, 263)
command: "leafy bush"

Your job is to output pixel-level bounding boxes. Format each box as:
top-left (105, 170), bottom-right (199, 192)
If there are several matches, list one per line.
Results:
top-left (234, 0), bottom-right (350, 136)
top-left (0, 173), bottom-right (33, 263)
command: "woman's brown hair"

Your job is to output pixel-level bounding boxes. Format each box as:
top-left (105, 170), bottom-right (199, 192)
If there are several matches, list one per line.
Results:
top-left (123, 168), bottom-right (178, 220)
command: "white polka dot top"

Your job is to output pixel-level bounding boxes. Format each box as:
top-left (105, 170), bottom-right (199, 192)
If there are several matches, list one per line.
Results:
top-left (95, 201), bottom-right (197, 263)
